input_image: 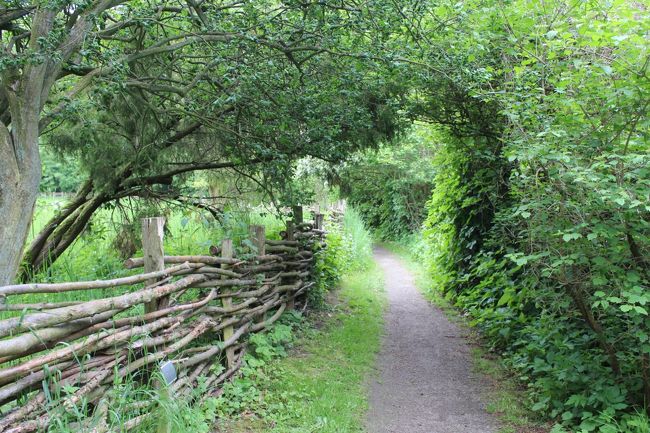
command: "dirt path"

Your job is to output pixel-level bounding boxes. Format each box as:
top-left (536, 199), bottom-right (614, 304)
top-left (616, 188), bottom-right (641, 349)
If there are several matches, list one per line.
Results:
top-left (367, 247), bottom-right (500, 433)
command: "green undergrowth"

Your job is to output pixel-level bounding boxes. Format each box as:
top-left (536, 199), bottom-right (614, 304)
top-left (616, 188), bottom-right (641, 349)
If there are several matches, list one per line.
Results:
top-left (382, 241), bottom-right (549, 433)
top-left (214, 262), bottom-right (385, 433)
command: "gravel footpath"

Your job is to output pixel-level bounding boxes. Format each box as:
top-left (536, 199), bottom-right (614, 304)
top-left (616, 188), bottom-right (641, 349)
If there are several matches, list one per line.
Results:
top-left (366, 246), bottom-right (500, 433)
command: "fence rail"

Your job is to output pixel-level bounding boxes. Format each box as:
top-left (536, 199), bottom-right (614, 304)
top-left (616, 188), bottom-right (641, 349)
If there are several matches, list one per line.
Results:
top-left (0, 208), bottom-right (326, 433)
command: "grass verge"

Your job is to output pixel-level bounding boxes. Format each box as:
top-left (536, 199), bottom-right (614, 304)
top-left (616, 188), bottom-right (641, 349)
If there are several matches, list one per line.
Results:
top-left (215, 262), bottom-right (386, 433)
top-left (380, 241), bottom-right (549, 433)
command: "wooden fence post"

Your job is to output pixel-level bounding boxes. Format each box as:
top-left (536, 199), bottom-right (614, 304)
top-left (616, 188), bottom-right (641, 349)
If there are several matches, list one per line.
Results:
top-left (221, 239), bottom-right (235, 368)
top-left (286, 220), bottom-right (295, 241)
top-left (142, 217), bottom-right (165, 314)
top-left (314, 213), bottom-right (324, 230)
top-left (142, 217), bottom-right (171, 433)
top-left (249, 225), bottom-right (266, 256)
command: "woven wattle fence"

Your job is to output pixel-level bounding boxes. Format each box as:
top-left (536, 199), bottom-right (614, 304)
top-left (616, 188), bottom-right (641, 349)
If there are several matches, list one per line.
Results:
top-left (0, 208), bottom-right (327, 433)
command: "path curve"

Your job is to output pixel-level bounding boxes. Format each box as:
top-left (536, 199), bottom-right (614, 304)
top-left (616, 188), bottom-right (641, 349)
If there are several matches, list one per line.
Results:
top-left (367, 246), bottom-right (500, 433)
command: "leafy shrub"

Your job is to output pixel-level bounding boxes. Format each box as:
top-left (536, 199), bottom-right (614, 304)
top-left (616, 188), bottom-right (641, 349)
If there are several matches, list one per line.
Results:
top-left (424, 127), bottom-right (649, 430)
top-left (337, 126), bottom-right (438, 240)
top-left (345, 3), bottom-right (648, 428)
top-left (39, 147), bottom-right (85, 193)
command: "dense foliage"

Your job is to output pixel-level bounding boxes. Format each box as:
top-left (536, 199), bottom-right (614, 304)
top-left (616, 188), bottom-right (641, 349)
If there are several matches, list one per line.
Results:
top-left (39, 148), bottom-right (84, 193)
top-left (312, 208), bottom-right (373, 307)
top-left (0, 0), bottom-right (405, 283)
top-left (335, 126), bottom-right (438, 239)
top-left (342, 0), bottom-right (649, 431)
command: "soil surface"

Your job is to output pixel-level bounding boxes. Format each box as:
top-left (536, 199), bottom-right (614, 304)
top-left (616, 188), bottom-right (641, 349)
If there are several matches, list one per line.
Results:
top-left (367, 246), bottom-right (500, 433)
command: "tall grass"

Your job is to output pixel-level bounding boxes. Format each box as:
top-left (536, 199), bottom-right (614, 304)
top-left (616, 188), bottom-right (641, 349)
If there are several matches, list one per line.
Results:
top-left (340, 207), bottom-right (373, 270)
top-left (25, 196), bottom-right (285, 285)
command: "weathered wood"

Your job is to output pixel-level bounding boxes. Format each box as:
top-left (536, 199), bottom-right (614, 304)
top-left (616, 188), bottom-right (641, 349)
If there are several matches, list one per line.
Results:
top-left (0, 360), bottom-right (74, 405)
top-left (250, 225), bottom-right (268, 322)
top-left (0, 274), bottom-right (206, 339)
top-left (265, 239), bottom-right (300, 246)
top-left (237, 254), bottom-right (283, 264)
top-left (194, 265), bottom-right (242, 278)
top-left (0, 309), bottom-right (119, 358)
top-left (181, 322), bottom-right (252, 368)
top-left (0, 300), bottom-right (83, 311)
top-left (0, 393), bottom-right (46, 431)
top-left (0, 315), bottom-right (188, 385)
top-left (314, 213), bottom-right (324, 230)
top-left (249, 225), bottom-right (267, 324)
top-left (0, 262), bottom-right (195, 296)
top-left (249, 225), bottom-right (266, 255)
top-left (123, 255), bottom-right (239, 269)
top-left (251, 303), bottom-right (287, 332)
top-left (286, 219), bottom-right (296, 311)
top-left (0, 212), bottom-right (330, 432)
top-left (142, 217), bottom-right (166, 314)
top-left (237, 263), bottom-right (286, 274)
top-left (286, 220), bottom-right (295, 241)
top-left (266, 245), bottom-right (299, 254)
top-left (189, 278), bottom-right (260, 288)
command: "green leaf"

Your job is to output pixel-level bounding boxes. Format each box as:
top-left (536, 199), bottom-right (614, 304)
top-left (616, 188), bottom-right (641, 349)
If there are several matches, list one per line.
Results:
top-left (561, 411), bottom-right (573, 421)
top-left (592, 276), bottom-right (607, 286)
top-left (562, 233), bottom-right (581, 242)
top-left (531, 401), bottom-right (547, 411)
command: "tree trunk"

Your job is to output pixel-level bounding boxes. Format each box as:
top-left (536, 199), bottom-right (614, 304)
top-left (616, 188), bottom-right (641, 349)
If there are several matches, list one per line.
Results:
top-left (0, 122), bottom-right (42, 286)
top-left (23, 179), bottom-right (93, 267)
top-left (0, 8), bottom-right (60, 285)
top-left (569, 285), bottom-right (621, 376)
top-left (19, 157), bottom-right (246, 280)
